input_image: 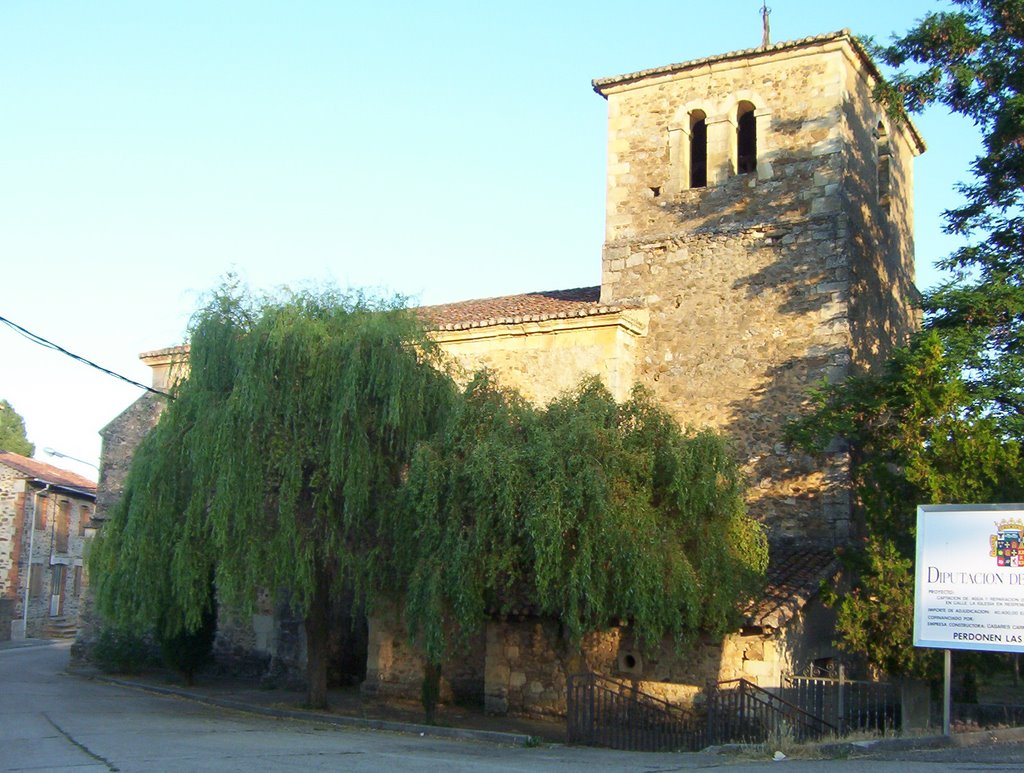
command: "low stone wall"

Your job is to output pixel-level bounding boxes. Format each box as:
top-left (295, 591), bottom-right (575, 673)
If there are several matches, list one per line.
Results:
top-left (362, 607), bottom-right (424, 700)
top-left (363, 603), bottom-right (485, 707)
top-left (483, 621), bottom-right (724, 716)
top-left (213, 589), bottom-right (369, 690)
top-left (213, 609), bottom-right (276, 681)
top-left (484, 619), bottom-right (579, 716)
top-left (367, 602), bottom-right (839, 719)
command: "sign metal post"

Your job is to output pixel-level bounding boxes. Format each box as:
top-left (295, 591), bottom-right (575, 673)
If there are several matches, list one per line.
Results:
top-left (942, 649), bottom-right (951, 737)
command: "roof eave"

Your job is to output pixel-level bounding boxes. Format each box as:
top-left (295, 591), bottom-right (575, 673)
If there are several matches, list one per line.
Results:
top-left (592, 30), bottom-right (855, 95)
top-left (27, 478), bottom-right (97, 500)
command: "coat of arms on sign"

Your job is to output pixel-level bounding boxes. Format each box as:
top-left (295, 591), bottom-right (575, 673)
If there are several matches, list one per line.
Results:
top-left (991, 519), bottom-right (1024, 567)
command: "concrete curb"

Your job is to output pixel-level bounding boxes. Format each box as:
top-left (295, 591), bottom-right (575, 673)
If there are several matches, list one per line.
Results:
top-left (819, 725), bottom-right (1024, 757)
top-left (80, 673), bottom-right (537, 747)
top-left (0, 638), bottom-right (58, 652)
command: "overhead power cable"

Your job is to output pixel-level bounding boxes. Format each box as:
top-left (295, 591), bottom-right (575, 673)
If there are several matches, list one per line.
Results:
top-left (0, 314), bottom-right (174, 399)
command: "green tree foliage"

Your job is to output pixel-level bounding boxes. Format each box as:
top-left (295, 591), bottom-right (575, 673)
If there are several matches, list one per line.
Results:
top-left (158, 574), bottom-right (217, 686)
top-left (91, 285), bottom-right (455, 708)
top-left (94, 283), bottom-right (769, 704)
top-left (392, 375), bottom-right (768, 664)
top-left (0, 399), bottom-right (34, 456)
top-left (788, 333), bottom-right (1024, 676)
top-left (91, 627), bottom-right (155, 674)
top-left (872, 0), bottom-right (1024, 433)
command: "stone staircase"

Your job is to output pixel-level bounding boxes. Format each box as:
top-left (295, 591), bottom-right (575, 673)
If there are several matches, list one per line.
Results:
top-left (44, 617), bottom-right (78, 640)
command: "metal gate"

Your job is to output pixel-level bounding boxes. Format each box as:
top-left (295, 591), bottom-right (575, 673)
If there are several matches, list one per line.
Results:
top-left (782, 666), bottom-right (899, 735)
top-left (705, 678), bottom-right (836, 744)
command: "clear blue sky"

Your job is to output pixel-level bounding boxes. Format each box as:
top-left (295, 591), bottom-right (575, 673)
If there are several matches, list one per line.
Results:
top-left (0, 1), bottom-right (975, 480)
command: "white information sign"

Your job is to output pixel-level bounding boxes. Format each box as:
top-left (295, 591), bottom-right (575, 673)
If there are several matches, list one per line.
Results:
top-left (915, 504), bottom-right (1024, 653)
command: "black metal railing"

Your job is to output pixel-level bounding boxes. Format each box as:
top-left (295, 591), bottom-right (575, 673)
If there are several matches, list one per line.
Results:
top-left (567, 673), bottom-right (707, 751)
top-left (567, 673), bottom-right (837, 751)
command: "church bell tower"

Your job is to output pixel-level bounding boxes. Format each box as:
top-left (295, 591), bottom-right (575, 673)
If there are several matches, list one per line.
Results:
top-left (592, 31), bottom-right (925, 546)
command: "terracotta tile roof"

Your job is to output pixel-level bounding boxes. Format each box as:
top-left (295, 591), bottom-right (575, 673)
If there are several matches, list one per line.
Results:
top-left (0, 450), bottom-right (97, 494)
top-left (138, 288), bottom-right (624, 350)
top-left (745, 548), bottom-right (841, 630)
top-left (419, 287), bottom-right (634, 331)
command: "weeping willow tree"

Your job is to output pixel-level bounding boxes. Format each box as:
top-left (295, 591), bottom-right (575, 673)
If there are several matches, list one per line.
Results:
top-left (392, 374), bottom-right (768, 665)
top-left (91, 285), bottom-right (455, 708)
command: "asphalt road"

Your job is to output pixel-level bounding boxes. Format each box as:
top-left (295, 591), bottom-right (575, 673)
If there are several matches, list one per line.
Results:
top-left (3, 640), bottom-right (1024, 772)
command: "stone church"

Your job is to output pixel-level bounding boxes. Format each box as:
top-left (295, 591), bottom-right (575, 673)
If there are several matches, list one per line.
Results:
top-left (87, 30), bottom-right (922, 716)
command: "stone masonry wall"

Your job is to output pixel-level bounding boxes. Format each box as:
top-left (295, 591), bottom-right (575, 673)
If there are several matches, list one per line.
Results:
top-left (603, 220), bottom-right (855, 545)
top-left (93, 393), bottom-right (167, 523)
top-left (0, 465), bottom-right (25, 605)
top-left (840, 48), bottom-right (920, 373)
top-left (363, 602), bottom-right (485, 707)
top-left (483, 619), bottom-right (613, 716)
top-left (74, 392), bottom-right (167, 662)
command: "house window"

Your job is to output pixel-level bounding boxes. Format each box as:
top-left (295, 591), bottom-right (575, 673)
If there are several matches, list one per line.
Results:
top-left (876, 121), bottom-right (891, 204)
top-left (56, 501), bottom-right (70, 553)
top-left (737, 102), bottom-right (757, 175)
top-left (78, 505), bottom-right (90, 536)
top-left (689, 110), bottom-right (708, 189)
top-left (29, 566), bottom-right (43, 597)
top-left (33, 495), bottom-right (48, 529)
top-left (51, 565), bottom-right (65, 616)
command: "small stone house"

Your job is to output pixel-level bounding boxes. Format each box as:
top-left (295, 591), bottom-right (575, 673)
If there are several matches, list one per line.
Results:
top-left (0, 451), bottom-right (96, 641)
top-left (85, 30), bottom-right (922, 715)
